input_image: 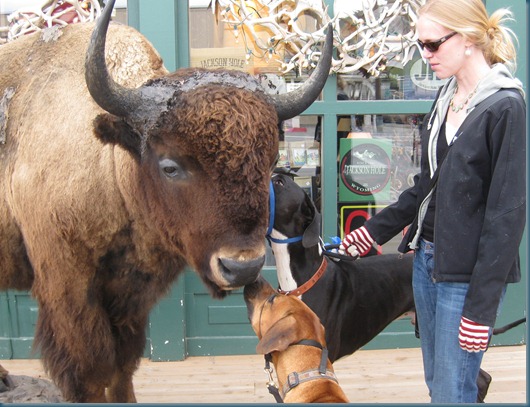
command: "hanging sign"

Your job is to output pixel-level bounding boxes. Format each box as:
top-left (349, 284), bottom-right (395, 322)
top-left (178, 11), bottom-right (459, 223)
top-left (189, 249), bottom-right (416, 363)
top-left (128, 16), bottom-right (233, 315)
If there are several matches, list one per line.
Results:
top-left (190, 47), bottom-right (250, 72)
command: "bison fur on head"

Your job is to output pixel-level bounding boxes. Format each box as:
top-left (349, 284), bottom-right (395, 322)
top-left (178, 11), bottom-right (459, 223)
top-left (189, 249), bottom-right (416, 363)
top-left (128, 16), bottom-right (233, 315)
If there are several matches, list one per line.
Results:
top-left (0, 0), bottom-right (332, 402)
top-left (92, 68), bottom-right (282, 298)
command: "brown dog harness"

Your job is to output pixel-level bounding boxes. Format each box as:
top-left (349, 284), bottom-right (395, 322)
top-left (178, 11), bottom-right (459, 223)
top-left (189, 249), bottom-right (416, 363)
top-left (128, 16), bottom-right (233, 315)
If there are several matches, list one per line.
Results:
top-left (264, 338), bottom-right (338, 403)
top-left (282, 367), bottom-right (339, 397)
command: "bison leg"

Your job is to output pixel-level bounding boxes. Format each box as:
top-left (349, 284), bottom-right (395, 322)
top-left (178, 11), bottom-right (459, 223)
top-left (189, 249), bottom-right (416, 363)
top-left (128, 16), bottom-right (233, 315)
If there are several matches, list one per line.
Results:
top-left (107, 367), bottom-right (137, 402)
top-left (106, 323), bottom-right (149, 403)
top-left (36, 298), bottom-right (150, 403)
top-left (34, 301), bottom-right (117, 402)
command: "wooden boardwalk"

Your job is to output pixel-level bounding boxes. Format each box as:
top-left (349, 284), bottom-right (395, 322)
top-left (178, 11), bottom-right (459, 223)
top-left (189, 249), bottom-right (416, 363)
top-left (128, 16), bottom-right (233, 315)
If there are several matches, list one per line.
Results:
top-left (1, 345), bottom-right (526, 403)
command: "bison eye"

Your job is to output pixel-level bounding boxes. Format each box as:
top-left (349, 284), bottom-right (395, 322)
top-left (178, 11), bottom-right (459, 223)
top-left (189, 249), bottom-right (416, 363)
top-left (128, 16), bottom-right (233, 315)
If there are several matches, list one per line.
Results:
top-left (159, 158), bottom-right (186, 180)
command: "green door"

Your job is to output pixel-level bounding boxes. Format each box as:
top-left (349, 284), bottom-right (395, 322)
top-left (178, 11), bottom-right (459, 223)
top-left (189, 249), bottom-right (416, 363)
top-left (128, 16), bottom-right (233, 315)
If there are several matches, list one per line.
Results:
top-left (0, 291), bottom-right (39, 359)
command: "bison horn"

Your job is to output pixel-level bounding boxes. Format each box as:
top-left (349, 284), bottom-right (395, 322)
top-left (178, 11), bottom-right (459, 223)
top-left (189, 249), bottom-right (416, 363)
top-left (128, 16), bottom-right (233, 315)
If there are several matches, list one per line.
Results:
top-left (272, 25), bottom-right (334, 122)
top-left (85, 0), bottom-right (144, 117)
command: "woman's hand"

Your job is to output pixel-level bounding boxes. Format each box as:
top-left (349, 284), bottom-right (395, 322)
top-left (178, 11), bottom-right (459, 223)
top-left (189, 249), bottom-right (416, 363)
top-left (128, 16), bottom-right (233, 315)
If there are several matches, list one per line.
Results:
top-left (338, 226), bottom-right (374, 257)
top-left (458, 317), bottom-right (490, 352)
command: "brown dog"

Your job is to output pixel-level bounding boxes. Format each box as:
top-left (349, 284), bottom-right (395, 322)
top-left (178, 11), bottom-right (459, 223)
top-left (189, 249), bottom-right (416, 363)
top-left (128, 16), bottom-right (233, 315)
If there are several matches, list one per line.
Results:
top-left (244, 276), bottom-right (349, 403)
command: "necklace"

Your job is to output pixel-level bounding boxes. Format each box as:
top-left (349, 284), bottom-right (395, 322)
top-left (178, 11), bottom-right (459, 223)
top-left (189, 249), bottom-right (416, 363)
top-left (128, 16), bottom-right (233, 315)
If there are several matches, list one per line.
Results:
top-left (450, 85), bottom-right (477, 113)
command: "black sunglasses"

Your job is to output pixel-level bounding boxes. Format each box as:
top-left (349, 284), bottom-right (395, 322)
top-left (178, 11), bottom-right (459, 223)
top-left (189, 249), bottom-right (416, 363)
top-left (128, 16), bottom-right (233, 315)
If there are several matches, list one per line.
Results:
top-left (417, 31), bottom-right (458, 53)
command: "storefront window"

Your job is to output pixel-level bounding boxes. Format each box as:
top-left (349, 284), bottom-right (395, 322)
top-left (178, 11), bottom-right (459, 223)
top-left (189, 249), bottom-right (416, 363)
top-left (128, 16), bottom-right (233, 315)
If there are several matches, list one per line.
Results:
top-left (278, 114), bottom-right (321, 191)
top-left (189, 4), bottom-right (317, 81)
top-left (334, 0), bottom-right (446, 101)
top-left (337, 113), bottom-right (423, 252)
top-left (336, 62), bottom-right (446, 102)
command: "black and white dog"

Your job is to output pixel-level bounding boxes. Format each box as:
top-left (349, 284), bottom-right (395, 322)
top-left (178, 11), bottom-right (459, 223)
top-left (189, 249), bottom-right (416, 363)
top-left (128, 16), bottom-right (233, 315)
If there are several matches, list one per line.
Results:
top-left (268, 173), bottom-right (415, 363)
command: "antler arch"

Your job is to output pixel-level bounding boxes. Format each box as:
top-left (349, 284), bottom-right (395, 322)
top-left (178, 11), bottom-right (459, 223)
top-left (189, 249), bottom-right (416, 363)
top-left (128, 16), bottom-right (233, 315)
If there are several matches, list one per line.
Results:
top-left (213, 0), bottom-right (426, 76)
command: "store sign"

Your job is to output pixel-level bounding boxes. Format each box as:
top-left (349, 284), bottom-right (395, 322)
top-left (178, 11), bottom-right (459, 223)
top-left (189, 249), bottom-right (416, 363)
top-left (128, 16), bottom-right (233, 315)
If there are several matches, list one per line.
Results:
top-left (190, 47), bottom-right (250, 72)
top-left (339, 139), bottom-right (392, 202)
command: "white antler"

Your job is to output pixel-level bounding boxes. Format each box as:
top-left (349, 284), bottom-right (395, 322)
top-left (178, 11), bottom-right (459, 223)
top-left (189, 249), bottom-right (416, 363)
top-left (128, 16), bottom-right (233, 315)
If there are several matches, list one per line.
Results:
top-left (214, 0), bottom-right (425, 75)
top-left (5, 0), bottom-right (101, 42)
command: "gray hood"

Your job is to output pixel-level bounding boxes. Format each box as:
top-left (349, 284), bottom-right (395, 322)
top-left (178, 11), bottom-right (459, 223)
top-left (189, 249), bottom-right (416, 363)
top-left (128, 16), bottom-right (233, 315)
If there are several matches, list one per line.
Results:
top-left (425, 63), bottom-right (524, 176)
top-left (468, 63), bottom-right (525, 108)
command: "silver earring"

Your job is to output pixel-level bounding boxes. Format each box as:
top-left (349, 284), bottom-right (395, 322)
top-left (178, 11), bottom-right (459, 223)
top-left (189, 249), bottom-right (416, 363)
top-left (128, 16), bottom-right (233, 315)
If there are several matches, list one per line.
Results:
top-left (465, 47), bottom-right (472, 56)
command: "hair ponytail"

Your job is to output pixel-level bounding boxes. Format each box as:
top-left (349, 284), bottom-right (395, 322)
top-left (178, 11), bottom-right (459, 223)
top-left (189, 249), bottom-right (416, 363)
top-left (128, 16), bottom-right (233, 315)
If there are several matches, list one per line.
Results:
top-left (485, 9), bottom-right (517, 72)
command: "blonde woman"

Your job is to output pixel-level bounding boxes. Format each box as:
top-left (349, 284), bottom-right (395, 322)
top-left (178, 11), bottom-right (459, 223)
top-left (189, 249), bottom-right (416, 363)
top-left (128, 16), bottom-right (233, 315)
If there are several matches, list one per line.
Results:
top-left (339, 0), bottom-right (526, 402)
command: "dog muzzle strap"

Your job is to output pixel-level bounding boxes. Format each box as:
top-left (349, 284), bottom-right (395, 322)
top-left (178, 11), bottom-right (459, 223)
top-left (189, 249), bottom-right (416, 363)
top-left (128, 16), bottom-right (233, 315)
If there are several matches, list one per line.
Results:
top-left (295, 339), bottom-right (328, 374)
top-left (266, 180), bottom-right (303, 245)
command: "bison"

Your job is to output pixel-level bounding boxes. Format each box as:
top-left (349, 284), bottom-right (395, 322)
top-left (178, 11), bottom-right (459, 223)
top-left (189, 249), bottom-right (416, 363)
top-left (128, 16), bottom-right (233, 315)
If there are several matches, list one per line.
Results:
top-left (0, 0), bottom-right (332, 402)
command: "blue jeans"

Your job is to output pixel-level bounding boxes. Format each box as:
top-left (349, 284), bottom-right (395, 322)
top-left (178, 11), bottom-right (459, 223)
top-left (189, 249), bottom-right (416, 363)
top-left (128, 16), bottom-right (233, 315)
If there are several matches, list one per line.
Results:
top-left (412, 239), bottom-right (504, 403)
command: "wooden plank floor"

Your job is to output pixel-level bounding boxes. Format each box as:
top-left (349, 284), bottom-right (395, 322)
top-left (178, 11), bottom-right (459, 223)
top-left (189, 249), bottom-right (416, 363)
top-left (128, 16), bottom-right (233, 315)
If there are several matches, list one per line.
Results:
top-left (1, 345), bottom-right (525, 403)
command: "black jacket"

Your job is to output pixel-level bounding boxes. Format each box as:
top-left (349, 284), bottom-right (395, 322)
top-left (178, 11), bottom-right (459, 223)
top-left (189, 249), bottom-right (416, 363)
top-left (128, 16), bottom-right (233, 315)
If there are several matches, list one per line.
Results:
top-left (364, 88), bottom-right (526, 326)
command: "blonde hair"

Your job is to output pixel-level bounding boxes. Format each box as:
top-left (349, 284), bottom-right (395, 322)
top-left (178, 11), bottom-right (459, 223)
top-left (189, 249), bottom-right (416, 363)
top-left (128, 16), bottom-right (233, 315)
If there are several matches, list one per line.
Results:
top-left (418, 0), bottom-right (518, 72)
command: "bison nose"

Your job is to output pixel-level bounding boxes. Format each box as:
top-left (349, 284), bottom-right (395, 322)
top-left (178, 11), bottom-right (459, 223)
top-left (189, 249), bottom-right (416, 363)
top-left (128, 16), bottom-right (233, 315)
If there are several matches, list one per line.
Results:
top-left (219, 256), bottom-right (265, 287)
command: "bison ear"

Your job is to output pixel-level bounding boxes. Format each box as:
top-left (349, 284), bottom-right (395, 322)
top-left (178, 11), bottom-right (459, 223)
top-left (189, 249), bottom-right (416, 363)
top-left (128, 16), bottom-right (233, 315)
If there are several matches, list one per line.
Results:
top-left (93, 114), bottom-right (142, 160)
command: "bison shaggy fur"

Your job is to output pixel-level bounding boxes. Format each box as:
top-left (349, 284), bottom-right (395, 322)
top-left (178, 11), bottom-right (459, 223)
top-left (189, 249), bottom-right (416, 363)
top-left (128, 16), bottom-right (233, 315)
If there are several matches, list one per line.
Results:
top-left (0, 20), bottom-right (280, 402)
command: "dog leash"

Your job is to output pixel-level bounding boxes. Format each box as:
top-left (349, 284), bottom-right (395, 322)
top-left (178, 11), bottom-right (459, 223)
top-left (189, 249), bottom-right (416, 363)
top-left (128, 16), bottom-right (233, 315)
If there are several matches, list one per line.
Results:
top-left (492, 317), bottom-right (526, 335)
top-left (259, 294), bottom-right (285, 403)
top-left (322, 243), bottom-right (359, 262)
top-left (264, 353), bottom-right (285, 403)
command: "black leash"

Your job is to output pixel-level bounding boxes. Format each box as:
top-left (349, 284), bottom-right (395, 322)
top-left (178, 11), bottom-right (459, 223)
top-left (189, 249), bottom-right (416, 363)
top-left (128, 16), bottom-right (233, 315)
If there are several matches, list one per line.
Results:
top-left (322, 243), bottom-right (358, 262)
top-left (264, 353), bottom-right (284, 403)
top-left (492, 317), bottom-right (526, 335)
